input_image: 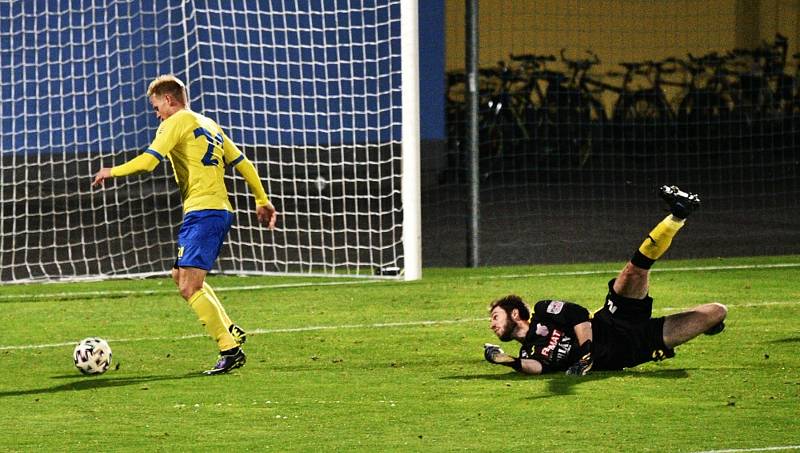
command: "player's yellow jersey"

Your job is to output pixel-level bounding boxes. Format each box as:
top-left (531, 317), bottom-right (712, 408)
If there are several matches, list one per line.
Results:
top-left (147, 109), bottom-right (244, 213)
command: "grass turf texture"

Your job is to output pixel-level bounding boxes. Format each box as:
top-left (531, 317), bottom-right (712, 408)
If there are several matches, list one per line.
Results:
top-left (1, 255), bottom-right (799, 452)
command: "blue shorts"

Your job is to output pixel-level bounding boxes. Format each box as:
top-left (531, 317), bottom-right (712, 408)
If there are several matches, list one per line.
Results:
top-left (174, 210), bottom-right (234, 271)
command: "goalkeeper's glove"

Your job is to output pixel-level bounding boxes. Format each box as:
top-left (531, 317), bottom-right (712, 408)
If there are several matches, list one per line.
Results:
top-left (483, 343), bottom-right (522, 371)
top-left (565, 340), bottom-right (593, 376)
top-left (483, 343), bottom-right (505, 363)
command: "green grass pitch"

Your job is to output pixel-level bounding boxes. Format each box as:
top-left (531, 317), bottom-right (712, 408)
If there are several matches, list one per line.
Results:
top-left (0, 255), bottom-right (799, 452)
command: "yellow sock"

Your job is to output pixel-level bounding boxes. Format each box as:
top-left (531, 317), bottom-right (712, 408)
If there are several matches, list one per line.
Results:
top-left (187, 288), bottom-right (238, 352)
top-left (637, 215), bottom-right (685, 261)
top-left (203, 281), bottom-right (233, 328)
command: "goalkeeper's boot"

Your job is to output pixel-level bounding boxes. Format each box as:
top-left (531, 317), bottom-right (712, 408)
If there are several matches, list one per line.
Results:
top-left (229, 324), bottom-right (247, 346)
top-left (203, 347), bottom-right (246, 375)
top-left (659, 185), bottom-right (700, 219)
top-left (704, 321), bottom-right (725, 335)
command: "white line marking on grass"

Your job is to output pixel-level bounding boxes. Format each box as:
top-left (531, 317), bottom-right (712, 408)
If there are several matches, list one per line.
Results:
top-left (476, 262), bottom-right (800, 280)
top-left (0, 279), bottom-right (383, 301)
top-left (3, 262), bottom-right (798, 302)
top-left (1, 297), bottom-right (797, 351)
top-left (691, 445), bottom-right (800, 453)
top-left (0, 318), bottom-right (487, 351)
top-left (657, 300), bottom-right (800, 313)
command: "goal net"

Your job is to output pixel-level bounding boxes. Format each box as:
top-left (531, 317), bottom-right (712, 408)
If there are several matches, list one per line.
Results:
top-left (0, 0), bottom-right (420, 283)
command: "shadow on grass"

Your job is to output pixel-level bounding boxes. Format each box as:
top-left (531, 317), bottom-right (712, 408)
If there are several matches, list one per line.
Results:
top-left (442, 368), bottom-right (691, 399)
top-left (527, 369), bottom-right (691, 399)
top-left (441, 371), bottom-right (535, 381)
top-left (0, 372), bottom-right (204, 398)
top-left (0, 292), bottom-right (154, 304)
top-left (767, 337), bottom-right (800, 344)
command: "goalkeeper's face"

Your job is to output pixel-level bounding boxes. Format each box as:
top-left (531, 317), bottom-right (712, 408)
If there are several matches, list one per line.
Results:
top-left (490, 307), bottom-right (517, 342)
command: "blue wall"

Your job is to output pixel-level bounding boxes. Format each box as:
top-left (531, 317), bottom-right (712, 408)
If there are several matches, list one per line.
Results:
top-left (2, 0), bottom-right (428, 153)
top-left (418, 0), bottom-right (445, 140)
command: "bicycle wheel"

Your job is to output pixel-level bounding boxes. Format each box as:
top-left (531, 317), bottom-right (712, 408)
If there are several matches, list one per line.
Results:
top-left (676, 89), bottom-right (730, 123)
top-left (613, 90), bottom-right (672, 122)
top-left (543, 88), bottom-right (599, 168)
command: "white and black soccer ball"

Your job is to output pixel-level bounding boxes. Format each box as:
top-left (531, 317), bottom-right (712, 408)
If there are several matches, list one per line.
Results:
top-left (73, 337), bottom-right (112, 375)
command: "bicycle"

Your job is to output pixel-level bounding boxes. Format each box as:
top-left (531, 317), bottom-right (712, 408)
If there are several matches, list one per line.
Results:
top-left (674, 52), bottom-right (740, 124)
top-left (511, 49), bottom-right (608, 168)
top-left (610, 59), bottom-right (680, 123)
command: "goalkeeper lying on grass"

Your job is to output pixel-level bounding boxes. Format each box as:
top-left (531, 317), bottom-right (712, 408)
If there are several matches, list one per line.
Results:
top-left (483, 186), bottom-right (727, 376)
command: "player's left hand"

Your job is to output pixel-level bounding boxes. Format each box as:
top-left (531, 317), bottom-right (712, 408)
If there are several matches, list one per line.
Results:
top-left (565, 353), bottom-right (593, 376)
top-left (92, 168), bottom-right (113, 187)
top-left (565, 340), bottom-right (594, 376)
top-left (256, 202), bottom-right (278, 229)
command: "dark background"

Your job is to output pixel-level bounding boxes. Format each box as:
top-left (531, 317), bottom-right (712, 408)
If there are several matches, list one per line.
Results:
top-left (420, 0), bottom-right (800, 267)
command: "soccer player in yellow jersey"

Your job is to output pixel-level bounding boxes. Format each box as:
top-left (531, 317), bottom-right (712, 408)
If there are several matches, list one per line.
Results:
top-left (92, 74), bottom-right (277, 375)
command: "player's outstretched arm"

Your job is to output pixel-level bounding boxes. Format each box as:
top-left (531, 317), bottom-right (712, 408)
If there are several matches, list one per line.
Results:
top-left (483, 344), bottom-right (543, 375)
top-left (92, 153), bottom-right (160, 187)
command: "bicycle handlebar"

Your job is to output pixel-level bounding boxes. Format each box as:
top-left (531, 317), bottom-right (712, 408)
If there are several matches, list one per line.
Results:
top-left (509, 53), bottom-right (557, 65)
top-left (560, 48), bottom-right (601, 71)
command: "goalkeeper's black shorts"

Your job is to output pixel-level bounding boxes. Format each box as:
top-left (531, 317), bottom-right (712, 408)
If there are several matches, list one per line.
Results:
top-left (590, 279), bottom-right (675, 371)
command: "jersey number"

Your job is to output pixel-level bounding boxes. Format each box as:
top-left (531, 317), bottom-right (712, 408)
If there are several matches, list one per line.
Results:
top-left (193, 127), bottom-right (223, 167)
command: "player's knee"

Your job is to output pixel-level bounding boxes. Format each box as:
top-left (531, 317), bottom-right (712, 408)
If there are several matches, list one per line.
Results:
top-left (178, 282), bottom-right (202, 300)
top-left (707, 302), bottom-right (727, 323)
top-left (172, 268), bottom-right (203, 300)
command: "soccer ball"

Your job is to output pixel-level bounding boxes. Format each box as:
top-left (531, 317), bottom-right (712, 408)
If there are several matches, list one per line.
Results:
top-left (73, 337), bottom-right (112, 375)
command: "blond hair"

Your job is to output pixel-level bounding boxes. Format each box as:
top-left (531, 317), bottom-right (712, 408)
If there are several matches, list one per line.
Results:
top-left (147, 75), bottom-right (187, 105)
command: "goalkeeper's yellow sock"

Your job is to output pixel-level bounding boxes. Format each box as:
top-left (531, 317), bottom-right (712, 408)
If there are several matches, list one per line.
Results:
top-left (187, 288), bottom-right (238, 352)
top-left (203, 281), bottom-right (233, 328)
top-left (631, 215), bottom-right (685, 269)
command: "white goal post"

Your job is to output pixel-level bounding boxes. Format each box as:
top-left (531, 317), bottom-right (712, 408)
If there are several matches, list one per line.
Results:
top-left (0, 0), bottom-right (421, 283)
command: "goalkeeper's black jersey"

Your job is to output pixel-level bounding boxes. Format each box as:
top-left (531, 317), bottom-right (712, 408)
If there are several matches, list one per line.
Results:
top-left (517, 293), bottom-right (672, 373)
top-left (518, 300), bottom-right (584, 373)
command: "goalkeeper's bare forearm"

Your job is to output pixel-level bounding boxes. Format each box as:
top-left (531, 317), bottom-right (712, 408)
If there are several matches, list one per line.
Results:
top-left (565, 321), bottom-right (594, 376)
top-left (483, 344), bottom-right (543, 375)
